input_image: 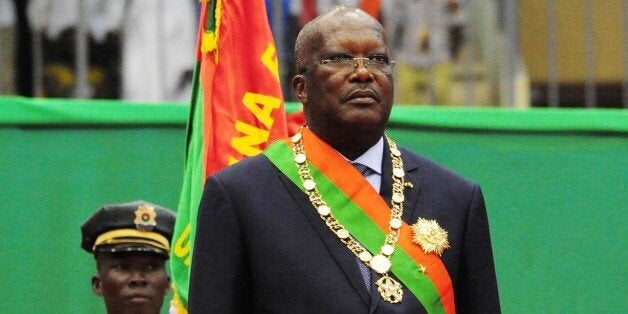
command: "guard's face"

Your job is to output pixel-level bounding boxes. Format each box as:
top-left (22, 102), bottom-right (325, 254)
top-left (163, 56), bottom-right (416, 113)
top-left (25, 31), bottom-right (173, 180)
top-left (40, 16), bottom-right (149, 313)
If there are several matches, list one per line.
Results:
top-left (294, 16), bottom-right (394, 142)
top-left (92, 253), bottom-right (170, 314)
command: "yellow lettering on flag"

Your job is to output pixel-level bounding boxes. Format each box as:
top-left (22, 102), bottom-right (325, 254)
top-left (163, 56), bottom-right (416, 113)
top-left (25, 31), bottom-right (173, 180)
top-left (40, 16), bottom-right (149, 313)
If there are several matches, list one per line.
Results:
top-left (242, 92), bottom-right (282, 129)
top-left (231, 120), bottom-right (270, 157)
top-left (261, 43), bottom-right (279, 81)
top-left (174, 223), bottom-right (192, 266)
top-left (228, 156), bottom-right (240, 166)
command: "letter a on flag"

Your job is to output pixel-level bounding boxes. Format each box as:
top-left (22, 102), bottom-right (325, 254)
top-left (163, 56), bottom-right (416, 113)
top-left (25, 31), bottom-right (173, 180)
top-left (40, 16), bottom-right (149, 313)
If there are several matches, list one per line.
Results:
top-left (169, 1), bottom-right (288, 312)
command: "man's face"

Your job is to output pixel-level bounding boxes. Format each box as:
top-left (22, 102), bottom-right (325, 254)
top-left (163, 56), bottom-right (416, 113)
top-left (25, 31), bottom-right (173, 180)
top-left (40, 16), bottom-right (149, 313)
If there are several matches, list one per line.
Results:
top-left (295, 13), bottom-right (394, 147)
top-left (92, 253), bottom-right (170, 314)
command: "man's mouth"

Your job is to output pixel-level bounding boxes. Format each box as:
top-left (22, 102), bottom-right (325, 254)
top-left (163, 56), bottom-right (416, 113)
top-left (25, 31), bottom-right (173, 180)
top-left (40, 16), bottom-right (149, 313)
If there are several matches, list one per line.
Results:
top-left (126, 293), bottom-right (152, 302)
top-left (346, 89), bottom-right (378, 102)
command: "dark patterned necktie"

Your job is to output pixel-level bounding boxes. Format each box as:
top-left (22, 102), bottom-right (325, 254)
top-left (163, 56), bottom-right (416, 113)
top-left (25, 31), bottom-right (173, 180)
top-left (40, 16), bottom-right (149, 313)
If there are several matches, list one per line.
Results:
top-left (352, 162), bottom-right (372, 292)
top-left (352, 162), bottom-right (371, 177)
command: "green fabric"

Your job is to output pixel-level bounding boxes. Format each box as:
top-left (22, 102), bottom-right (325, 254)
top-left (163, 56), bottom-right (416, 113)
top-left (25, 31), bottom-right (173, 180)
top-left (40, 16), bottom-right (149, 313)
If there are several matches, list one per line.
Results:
top-left (3, 97), bottom-right (626, 133)
top-left (263, 141), bottom-right (445, 313)
top-left (0, 96), bottom-right (187, 125)
top-left (169, 62), bottom-right (205, 306)
top-left (0, 118), bottom-right (185, 313)
top-left (0, 96), bottom-right (626, 313)
top-left (389, 105), bottom-right (628, 132)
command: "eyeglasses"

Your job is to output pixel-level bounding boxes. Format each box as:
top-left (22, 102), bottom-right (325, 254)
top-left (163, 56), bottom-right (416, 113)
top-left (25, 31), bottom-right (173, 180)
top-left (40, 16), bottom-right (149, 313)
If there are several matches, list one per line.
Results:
top-left (302, 55), bottom-right (395, 74)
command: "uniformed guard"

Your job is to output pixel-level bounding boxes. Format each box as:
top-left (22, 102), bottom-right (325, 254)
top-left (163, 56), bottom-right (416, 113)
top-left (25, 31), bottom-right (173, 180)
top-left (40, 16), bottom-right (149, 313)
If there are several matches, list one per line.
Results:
top-left (81, 200), bottom-right (176, 314)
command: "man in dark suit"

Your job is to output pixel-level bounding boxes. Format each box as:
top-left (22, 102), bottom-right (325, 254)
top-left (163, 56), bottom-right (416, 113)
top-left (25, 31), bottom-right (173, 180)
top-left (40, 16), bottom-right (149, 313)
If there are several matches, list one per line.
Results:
top-left (189, 6), bottom-right (500, 313)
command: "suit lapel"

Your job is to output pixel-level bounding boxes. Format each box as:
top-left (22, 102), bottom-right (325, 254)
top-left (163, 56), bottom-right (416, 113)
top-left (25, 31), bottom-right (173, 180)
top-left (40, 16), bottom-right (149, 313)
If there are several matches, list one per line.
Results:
top-left (380, 144), bottom-right (423, 224)
top-left (400, 149), bottom-right (423, 224)
top-left (276, 170), bottom-right (372, 307)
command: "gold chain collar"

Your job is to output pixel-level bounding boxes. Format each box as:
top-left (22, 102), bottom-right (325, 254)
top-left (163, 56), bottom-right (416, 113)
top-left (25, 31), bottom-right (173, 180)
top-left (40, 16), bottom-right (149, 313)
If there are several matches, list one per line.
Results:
top-left (290, 130), bottom-right (407, 303)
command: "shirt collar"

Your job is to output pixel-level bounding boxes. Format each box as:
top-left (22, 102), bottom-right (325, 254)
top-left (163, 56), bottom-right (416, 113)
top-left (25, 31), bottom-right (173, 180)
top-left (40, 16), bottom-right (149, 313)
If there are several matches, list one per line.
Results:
top-left (346, 137), bottom-right (384, 175)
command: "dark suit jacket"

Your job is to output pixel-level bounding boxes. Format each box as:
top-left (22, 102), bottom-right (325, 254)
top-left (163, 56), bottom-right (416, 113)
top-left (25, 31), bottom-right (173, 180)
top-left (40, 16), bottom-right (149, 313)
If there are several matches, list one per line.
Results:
top-left (188, 144), bottom-right (500, 313)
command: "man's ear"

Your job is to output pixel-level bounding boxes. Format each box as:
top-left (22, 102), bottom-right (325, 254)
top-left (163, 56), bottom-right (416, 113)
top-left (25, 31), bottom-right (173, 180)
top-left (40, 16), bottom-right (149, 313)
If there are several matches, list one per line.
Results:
top-left (292, 75), bottom-right (307, 104)
top-left (91, 275), bottom-right (103, 296)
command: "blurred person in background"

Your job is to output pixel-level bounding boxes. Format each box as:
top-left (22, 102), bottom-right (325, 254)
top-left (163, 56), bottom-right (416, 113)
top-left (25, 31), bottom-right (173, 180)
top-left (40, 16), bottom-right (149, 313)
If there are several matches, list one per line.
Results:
top-left (27, 0), bottom-right (195, 101)
top-left (0, 0), bottom-right (16, 94)
top-left (381, 0), bottom-right (466, 105)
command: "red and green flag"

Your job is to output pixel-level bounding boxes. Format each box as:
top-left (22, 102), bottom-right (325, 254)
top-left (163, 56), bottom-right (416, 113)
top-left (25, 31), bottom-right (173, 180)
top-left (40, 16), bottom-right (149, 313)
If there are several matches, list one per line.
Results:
top-left (169, 1), bottom-right (288, 311)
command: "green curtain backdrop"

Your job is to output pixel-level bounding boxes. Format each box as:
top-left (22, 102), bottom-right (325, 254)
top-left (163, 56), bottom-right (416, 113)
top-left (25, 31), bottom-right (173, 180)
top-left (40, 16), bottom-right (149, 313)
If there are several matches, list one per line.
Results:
top-left (1, 96), bottom-right (626, 313)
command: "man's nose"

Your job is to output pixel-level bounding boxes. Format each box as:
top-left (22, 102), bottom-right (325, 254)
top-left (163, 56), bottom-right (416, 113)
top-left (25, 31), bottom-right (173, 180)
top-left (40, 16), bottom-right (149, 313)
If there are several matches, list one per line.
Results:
top-left (354, 57), bottom-right (367, 69)
top-left (351, 58), bottom-right (374, 82)
top-left (128, 270), bottom-right (149, 287)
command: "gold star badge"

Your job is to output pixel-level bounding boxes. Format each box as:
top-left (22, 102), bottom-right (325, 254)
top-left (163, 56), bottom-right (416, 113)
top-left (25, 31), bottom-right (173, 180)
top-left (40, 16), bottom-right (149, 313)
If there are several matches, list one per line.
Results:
top-left (134, 204), bottom-right (157, 231)
top-left (418, 264), bottom-right (428, 275)
top-left (411, 218), bottom-right (450, 256)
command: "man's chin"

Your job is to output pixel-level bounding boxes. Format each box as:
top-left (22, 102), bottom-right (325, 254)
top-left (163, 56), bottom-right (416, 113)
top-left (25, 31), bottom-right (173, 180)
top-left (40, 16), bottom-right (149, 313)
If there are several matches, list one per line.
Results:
top-left (122, 296), bottom-right (160, 310)
top-left (108, 300), bottom-right (160, 314)
top-left (341, 113), bottom-right (386, 130)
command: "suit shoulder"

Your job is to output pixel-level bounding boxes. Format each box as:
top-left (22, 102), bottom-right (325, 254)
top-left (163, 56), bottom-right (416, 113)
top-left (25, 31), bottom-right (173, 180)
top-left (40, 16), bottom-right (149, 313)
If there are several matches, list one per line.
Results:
top-left (211, 154), bottom-right (276, 182)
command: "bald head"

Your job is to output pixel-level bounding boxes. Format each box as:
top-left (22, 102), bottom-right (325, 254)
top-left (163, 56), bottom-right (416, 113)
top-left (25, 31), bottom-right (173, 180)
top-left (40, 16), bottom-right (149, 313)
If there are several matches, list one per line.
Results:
top-left (294, 6), bottom-right (386, 73)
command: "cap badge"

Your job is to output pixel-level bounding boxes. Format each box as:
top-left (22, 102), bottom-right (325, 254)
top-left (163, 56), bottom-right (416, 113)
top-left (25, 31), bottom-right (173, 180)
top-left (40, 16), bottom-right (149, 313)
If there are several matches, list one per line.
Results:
top-left (411, 217), bottom-right (450, 256)
top-left (134, 204), bottom-right (157, 231)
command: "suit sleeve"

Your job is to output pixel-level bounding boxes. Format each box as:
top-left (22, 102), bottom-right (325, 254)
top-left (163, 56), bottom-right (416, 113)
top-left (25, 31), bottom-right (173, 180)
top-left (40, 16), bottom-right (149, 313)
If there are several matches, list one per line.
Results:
top-left (188, 175), bottom-right (251, 313)
top-left (455, 185), bottom-right (501, 313)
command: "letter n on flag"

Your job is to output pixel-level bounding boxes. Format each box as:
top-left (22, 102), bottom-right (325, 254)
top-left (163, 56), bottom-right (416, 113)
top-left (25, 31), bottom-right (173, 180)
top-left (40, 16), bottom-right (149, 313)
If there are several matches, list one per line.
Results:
top-left (169, 1), bottom-right (288, 311)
